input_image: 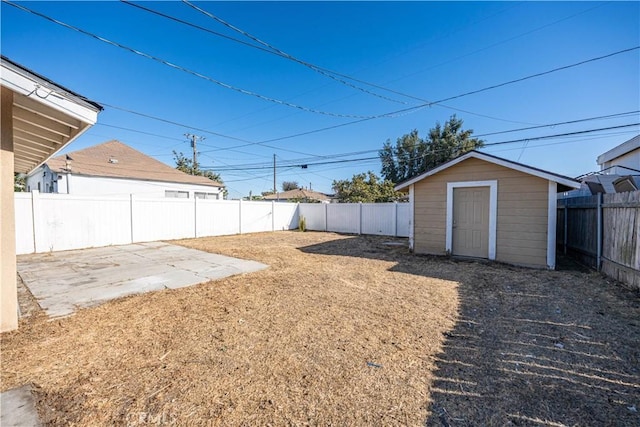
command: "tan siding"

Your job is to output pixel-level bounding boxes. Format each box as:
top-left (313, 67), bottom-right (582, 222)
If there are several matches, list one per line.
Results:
top-left (413, 175), bottom-right (447, 255)
top-left (498, 222), bottom-right (547, 234)
top-left (497, 164), bottom-right (548, 267)
top-left (412, 157), bottom-right (549, 267)
top-left (499, 252), bottom-right (547, 267)
top-left (498, 215), bottom-right (547, 225)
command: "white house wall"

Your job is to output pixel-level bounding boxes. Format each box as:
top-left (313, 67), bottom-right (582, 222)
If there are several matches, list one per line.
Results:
top-left (25, 164), bottom-right (56, 193)
top-left (43, 174), bottom-right (222, 198)
top-left (601, 149), bottom-right (640, 173)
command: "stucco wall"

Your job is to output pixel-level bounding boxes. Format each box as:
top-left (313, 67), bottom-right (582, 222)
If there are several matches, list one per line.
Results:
top-left (413, 157), bottom-right (549, 268)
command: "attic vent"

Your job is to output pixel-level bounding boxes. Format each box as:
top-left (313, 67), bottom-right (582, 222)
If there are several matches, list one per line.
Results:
top-left (108, 157), bottom-right (118, 164)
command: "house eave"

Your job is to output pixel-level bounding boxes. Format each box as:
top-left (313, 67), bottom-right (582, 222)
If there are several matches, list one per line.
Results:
top-left (2, 56), bottom-right (102, 174)
top-left (596, 135), bottom-right (640, 165)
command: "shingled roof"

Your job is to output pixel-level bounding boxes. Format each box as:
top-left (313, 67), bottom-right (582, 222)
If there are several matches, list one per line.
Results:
top-left (46, 140), bottom-right (223, 187)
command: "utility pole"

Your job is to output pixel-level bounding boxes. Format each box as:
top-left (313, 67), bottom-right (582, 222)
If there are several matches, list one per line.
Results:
top-left (185, 133), bottom-right (205, 175)
top-left (273, 154), bottom-right (278, 200)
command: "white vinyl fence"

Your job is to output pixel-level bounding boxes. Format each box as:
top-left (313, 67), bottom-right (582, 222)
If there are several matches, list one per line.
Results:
top-left (15, 193), bottom-right (410, 255)
top-left (15, 192), bottom-right (298, 255)
top-left (299, 202), bottom-right (410, 237)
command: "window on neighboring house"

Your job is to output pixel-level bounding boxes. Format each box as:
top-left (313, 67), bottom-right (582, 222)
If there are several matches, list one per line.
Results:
top-left (165, 190), bottom-right (189, 198)
top-left (195, 192), bottom-right (219, 199)
top-left (37, 182), bottom-right (41, 191)
top-left (45, 183), bottom-right (50, 193)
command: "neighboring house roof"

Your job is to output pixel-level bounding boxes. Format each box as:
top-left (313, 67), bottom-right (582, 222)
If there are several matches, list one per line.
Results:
top-left (581, 173), bottom-right (627, 194)
top-left (43, 140), bottom-right (223, 188)
top-left (597, 135), bottom-right (640, 166)
top-left (394, 150), bottom-right (581, 192)
top-left (263, 188), bottom-right (330, 202)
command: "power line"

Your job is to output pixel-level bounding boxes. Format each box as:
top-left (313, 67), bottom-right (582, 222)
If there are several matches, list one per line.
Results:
top-left (236, 47), bottom-right (640, 147)
top-left (92, 100), bottom-right (639, 165)
top-left (8, 0), bottom-right (636, 154)
top-left (3, 0), bottom-right (380, 120)
top-left (126, 0), bottom-right (539, 126)
top-left (123, 0), bottom-right (407, 104)
top-left (99, 108), bottom-right (633, 169)
top-left (384, 2), bottom-right (610, 89)
top-left (430, 46), bottom-right (640, 105)
top-left (181, 0), bottom-right (612, 129)
top-left (96, 101), bottom-right (253, 144)
top-left (203, 123), bottom-right (640, 171)
top-left (180, 0), bottom-right (408, 105)
top-left (474, 110), bottom-right (640, 138)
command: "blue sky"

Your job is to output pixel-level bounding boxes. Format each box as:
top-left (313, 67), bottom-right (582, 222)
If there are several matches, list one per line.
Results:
top-left (2, 1), bottom-right (639, 199)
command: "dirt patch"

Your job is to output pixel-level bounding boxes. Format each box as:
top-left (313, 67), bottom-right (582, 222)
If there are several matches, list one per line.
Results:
top-left (16, 273), bottom-right (44, 319)
top-left (2, 232), bottom-right (638, 426)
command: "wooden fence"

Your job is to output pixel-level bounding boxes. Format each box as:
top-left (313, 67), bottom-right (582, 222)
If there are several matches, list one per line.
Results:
top-left (557, 190), bottom-right (640, 290)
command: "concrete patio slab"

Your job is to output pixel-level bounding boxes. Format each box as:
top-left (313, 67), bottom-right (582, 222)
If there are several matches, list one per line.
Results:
top-left (17, 242), bottom-right (267, 318)
top-left (0, 385), bottom-right (41, 427)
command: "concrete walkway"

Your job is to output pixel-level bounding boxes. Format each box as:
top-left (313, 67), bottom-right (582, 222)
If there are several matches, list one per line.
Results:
top-left (17, 242), bottom-right (267, 318)
top-left (0, 385), bottom-right (41, 427)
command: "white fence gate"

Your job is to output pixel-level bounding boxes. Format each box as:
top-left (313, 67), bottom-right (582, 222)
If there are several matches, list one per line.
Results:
top-left (15, 192), bottom-right (410, 255)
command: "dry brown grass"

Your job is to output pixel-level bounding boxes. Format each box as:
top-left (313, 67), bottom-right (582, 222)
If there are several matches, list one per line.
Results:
top-left (2, 231), bottom-right (639, 426)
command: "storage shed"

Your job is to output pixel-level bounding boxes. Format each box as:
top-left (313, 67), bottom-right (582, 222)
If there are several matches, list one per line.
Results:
top-left (395, 151), bottom-right (581, 269)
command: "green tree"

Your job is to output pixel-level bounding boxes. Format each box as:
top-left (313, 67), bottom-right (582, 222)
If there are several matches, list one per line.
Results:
top-left (173, 151), bottom-right (226, 197)
top-left (379, 115), bottom-right (483, 183)
top-left (332, 171), bottom-right (401, 203)
top-left (282, 181), bottom-right (299, 191)
top-left (14, 173), bottom-right (26, 192)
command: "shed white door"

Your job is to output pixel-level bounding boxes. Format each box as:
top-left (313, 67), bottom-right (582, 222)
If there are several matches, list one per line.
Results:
top-left (452, 187), bottom-right (490, 258)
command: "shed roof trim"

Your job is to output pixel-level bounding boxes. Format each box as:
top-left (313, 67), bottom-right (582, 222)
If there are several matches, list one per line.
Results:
top-left (394, 150), bottom-right (581, 191)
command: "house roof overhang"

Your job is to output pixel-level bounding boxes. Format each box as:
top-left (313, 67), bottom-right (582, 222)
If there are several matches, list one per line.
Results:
top-left (394, 150), bottom-right (582, 193)
top-left (1, 56), bottom-right (102, 174)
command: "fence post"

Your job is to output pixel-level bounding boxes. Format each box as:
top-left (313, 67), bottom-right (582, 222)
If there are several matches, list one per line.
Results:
top-left (324, 203), bottom-right (328, 232)
top-left (30, 190), bottom-right (39, 253)
top-left (563, 203), bottom-right (568, 255)
top-left (239, 198), bottom-right (243, 234)
top-left (597, 192), bottom-right (602, 271)
top-left (358, 202), bottom-right (362, 235)
top-left (129, 194), bottom-right (134, 244)
top-left (194, 196), bottom-right (198, 238)
top-left (272, 200), bottom-right (275, 231)
top-left (393, 202), bottom-right (398, 237)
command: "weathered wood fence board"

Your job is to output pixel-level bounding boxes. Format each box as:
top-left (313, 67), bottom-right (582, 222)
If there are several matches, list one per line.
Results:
top-left (558, 190), bottom-right (640, 290)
